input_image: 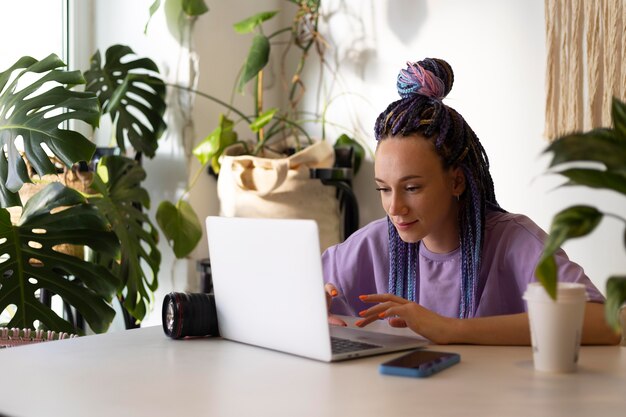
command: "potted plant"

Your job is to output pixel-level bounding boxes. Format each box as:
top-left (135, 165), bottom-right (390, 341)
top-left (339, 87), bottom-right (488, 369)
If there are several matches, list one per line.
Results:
top-left (160, 0), bottom-right (364, 252)
top-left (186, 0), bottom-right (363, 172)
top-left (536, 97), bottom-right (626, 335)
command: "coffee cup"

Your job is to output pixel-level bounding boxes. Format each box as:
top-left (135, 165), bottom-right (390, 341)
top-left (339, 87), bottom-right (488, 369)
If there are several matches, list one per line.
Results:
top-left (523, 282), bottom-right (587, 372)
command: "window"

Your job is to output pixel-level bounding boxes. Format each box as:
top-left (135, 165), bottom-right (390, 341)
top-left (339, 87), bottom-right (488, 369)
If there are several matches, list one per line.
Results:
top-left (0, 0), bottom-right (68, 327)
top-left (0, 0), bottom-right (67, 71)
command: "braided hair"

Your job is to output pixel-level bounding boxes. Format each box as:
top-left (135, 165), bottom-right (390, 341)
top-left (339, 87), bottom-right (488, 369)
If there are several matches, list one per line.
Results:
top-left (374, 58), bottom-right (503, 318)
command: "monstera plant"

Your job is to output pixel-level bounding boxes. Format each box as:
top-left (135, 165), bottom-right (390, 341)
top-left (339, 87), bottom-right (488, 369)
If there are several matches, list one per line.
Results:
top-left (536, 97), bottom-right (626, 333)
top-left (0, 54), bottom-right (118, 333)
top-left (0, 44), bottom-right (197, 333)
top-left (84, 45), bottom-right (175, 324)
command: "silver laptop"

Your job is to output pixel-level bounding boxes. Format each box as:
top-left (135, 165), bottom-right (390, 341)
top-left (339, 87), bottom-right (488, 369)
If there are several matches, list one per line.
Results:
top-left (206, 216), bottom-right (427, 362)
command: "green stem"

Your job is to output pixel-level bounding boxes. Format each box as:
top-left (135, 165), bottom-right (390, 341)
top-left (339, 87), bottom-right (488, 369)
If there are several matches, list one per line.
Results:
top-left (166, 82), bottom-right (252, 123)
top-left (267, 26), bottom-right (292, 40)
top-left (261, 116), bottom-right (312, 150)
top-left (180, 162), bottom-right (207, 201)
top-left (605, 212), bottom-right (626, 224)
top-left (256, 70), bottom-right (264, 147)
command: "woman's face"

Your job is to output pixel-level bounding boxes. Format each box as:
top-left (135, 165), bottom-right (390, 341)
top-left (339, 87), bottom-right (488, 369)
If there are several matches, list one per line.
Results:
top-left (374, 135), bottom-right (465, 253)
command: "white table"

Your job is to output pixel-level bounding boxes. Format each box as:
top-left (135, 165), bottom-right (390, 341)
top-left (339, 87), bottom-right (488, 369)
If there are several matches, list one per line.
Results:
top-left (0, 319), bottom-right (624, 417)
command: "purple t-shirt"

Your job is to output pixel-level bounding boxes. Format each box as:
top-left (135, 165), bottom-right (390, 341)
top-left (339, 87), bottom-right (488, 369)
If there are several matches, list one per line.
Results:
top-left (322, 211), bottom-right (604, 318)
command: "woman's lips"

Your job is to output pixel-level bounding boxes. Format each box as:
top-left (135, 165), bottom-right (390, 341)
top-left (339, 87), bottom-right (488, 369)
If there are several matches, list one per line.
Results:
top-left (394, 219), bottom-right (418, 230)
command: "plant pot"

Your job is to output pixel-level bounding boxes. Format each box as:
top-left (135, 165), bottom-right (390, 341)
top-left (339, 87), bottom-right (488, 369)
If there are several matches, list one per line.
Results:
top-left (216, 139), bottom-right (342, 252)
top-left (523, 282), bottom-right (587, 373)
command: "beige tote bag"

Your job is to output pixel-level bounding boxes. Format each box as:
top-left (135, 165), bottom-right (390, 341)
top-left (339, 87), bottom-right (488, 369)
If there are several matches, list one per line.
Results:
top-left (217, 140), bottom-right (341, 251)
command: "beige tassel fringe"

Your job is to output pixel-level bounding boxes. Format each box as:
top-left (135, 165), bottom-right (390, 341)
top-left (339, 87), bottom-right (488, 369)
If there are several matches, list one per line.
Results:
top-left (545, 0), bottom-right (625, 140)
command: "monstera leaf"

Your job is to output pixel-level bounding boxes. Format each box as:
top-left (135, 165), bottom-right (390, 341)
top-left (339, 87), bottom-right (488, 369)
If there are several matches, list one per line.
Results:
top-left (0, 54), bottom-right (100, 207)
top-left (0, 183), bottom-right (120, 334)
top-left (89, 155), bottom-right (161, 321)
top-left (85, 44), bottom-right (166, 158)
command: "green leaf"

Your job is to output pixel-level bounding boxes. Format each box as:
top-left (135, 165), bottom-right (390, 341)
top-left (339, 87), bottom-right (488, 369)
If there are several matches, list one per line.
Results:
top-left (85, 45), bottom-right (167, 158)
top-left (233, 11), bottom-right (279, 34)
top-left (89, 156), bottom-right (161, 322)
top-left (545, 129), bottom-right (626, 171)
top-left (182, 0), bottom-right (209, 16)
top-left (144, 0), bottom-right (162, 34)
top-left (193, 114), bottom-right (237, 172)
top-left (0, 54), bottom-right (100, 204)
top-left (556, 168), bottom-right (626, 195)
top-left (612, 97), bottom-right (626, 141)
top-left (535, 255), bottom-right (558, 300)
top-left (0, 183), bottom-right (120, 334)
top-left (335, 134), bottom-right (365, 174)
top-left (156, 200), bottom-right (202, 259)
top-left (238, 35), bottom-right (270, 92)
top-left (250, 108), bottom-right (278, 133)
top-left (535, 205), bottom-right (603, 299)
top-left (605, 276), bottom-right (626, 332)
top-left (550, 205), bottom-right (603, 240)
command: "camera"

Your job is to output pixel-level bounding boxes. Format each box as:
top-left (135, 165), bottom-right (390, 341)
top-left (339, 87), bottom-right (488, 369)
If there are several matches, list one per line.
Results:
top-left (162, 292), bottom-right (220, 339)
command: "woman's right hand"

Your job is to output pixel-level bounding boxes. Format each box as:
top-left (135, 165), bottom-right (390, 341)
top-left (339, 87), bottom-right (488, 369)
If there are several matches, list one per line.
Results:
top-left (325, 283), bottom-right (347, 327)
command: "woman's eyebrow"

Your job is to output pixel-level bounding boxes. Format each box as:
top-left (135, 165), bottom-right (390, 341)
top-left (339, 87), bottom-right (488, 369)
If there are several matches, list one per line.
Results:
top-left (374, 175), bottom-right (423, 183)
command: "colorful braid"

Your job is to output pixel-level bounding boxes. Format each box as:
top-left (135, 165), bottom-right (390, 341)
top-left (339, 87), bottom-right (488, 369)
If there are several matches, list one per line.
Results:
top-left (376, 58), bottom-right (504, 318)
top-left (387, 217), bottom-right (418, 302)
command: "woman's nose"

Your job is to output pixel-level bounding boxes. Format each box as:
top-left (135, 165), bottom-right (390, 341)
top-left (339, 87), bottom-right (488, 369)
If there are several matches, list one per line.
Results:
top-left (387, 193), bottom-right (408, 216)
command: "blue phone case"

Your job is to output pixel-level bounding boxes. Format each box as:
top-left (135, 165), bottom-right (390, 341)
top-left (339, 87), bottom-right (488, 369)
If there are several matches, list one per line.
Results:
top-left (379, 350), bottom-right (460, 378)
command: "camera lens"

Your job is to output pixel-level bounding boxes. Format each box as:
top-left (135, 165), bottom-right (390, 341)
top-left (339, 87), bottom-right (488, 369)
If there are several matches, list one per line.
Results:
top-left (162, 292), bottom-right (220, 339)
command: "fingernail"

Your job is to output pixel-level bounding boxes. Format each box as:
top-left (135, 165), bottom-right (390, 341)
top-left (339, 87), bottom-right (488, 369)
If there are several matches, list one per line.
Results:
top-left (378, 312), bottom-right (386, 319)
top-left (358, 310), bottom-right (367, 317)
top-left (355, 320), bottom-right (364, 327)
top-left (330, 289), bottom-right (338, 297)
top-left (358, 295), bottom-right (367, 301)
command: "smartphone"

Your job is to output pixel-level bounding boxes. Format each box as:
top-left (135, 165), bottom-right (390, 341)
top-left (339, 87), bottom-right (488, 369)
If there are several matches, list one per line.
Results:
top-left (379, 349), bottom-right (460, 378)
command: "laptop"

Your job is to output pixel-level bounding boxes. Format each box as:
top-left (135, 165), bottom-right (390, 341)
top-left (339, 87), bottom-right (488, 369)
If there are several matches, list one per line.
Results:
top-left (206, 216), bottom-right (427, 362)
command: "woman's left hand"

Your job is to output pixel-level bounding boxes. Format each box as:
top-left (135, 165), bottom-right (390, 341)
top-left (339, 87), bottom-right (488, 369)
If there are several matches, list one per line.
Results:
top-left (356, 293), bottom-right (456, 344)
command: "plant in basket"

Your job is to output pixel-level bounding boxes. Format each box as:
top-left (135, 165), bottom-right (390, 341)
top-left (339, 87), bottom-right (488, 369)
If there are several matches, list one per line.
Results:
top-left (160, 0), bottom-right (365, 252)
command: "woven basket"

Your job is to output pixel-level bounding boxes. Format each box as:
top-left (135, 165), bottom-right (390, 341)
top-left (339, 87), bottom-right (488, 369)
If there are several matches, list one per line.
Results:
top-left (8, 158), bottom-right (94, 260)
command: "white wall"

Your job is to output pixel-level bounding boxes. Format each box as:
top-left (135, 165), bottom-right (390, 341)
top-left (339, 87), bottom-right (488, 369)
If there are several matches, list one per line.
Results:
top-left (86, 0), bottom-right (624, 327)
top-left (315, 0), bottom-right (625, 298)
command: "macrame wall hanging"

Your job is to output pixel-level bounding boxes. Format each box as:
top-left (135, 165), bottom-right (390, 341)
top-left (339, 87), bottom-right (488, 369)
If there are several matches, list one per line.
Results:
top-left (544, 0), bottom-right (625, 140)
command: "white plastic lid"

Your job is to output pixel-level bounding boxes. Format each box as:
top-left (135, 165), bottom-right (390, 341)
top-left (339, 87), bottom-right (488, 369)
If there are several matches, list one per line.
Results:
top-left (523, 282), bottom-right (588, 303)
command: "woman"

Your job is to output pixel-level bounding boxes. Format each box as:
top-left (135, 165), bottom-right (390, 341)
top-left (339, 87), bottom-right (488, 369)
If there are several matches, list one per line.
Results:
top-left (323, 58), bottom-right (619, 345)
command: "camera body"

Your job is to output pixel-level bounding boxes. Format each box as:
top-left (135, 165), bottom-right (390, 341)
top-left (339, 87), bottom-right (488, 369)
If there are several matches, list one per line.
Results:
top-left (162, 292), bottom-right (220, 339)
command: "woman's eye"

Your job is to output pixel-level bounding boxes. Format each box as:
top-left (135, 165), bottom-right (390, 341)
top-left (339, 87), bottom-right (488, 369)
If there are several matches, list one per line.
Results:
top-left (406, 185), bottom-right (421, 192)
top-left (375, 187), bottom-right (390, 193)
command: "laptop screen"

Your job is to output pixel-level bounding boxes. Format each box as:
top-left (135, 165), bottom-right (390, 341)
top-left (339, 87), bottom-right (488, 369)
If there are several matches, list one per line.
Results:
top-left (206, 216), bottom-right (334, 361)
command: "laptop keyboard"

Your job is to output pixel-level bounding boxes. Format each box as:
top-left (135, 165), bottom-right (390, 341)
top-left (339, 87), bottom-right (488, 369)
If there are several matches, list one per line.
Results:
top-left (331, 337), bottom-right (382, 354)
